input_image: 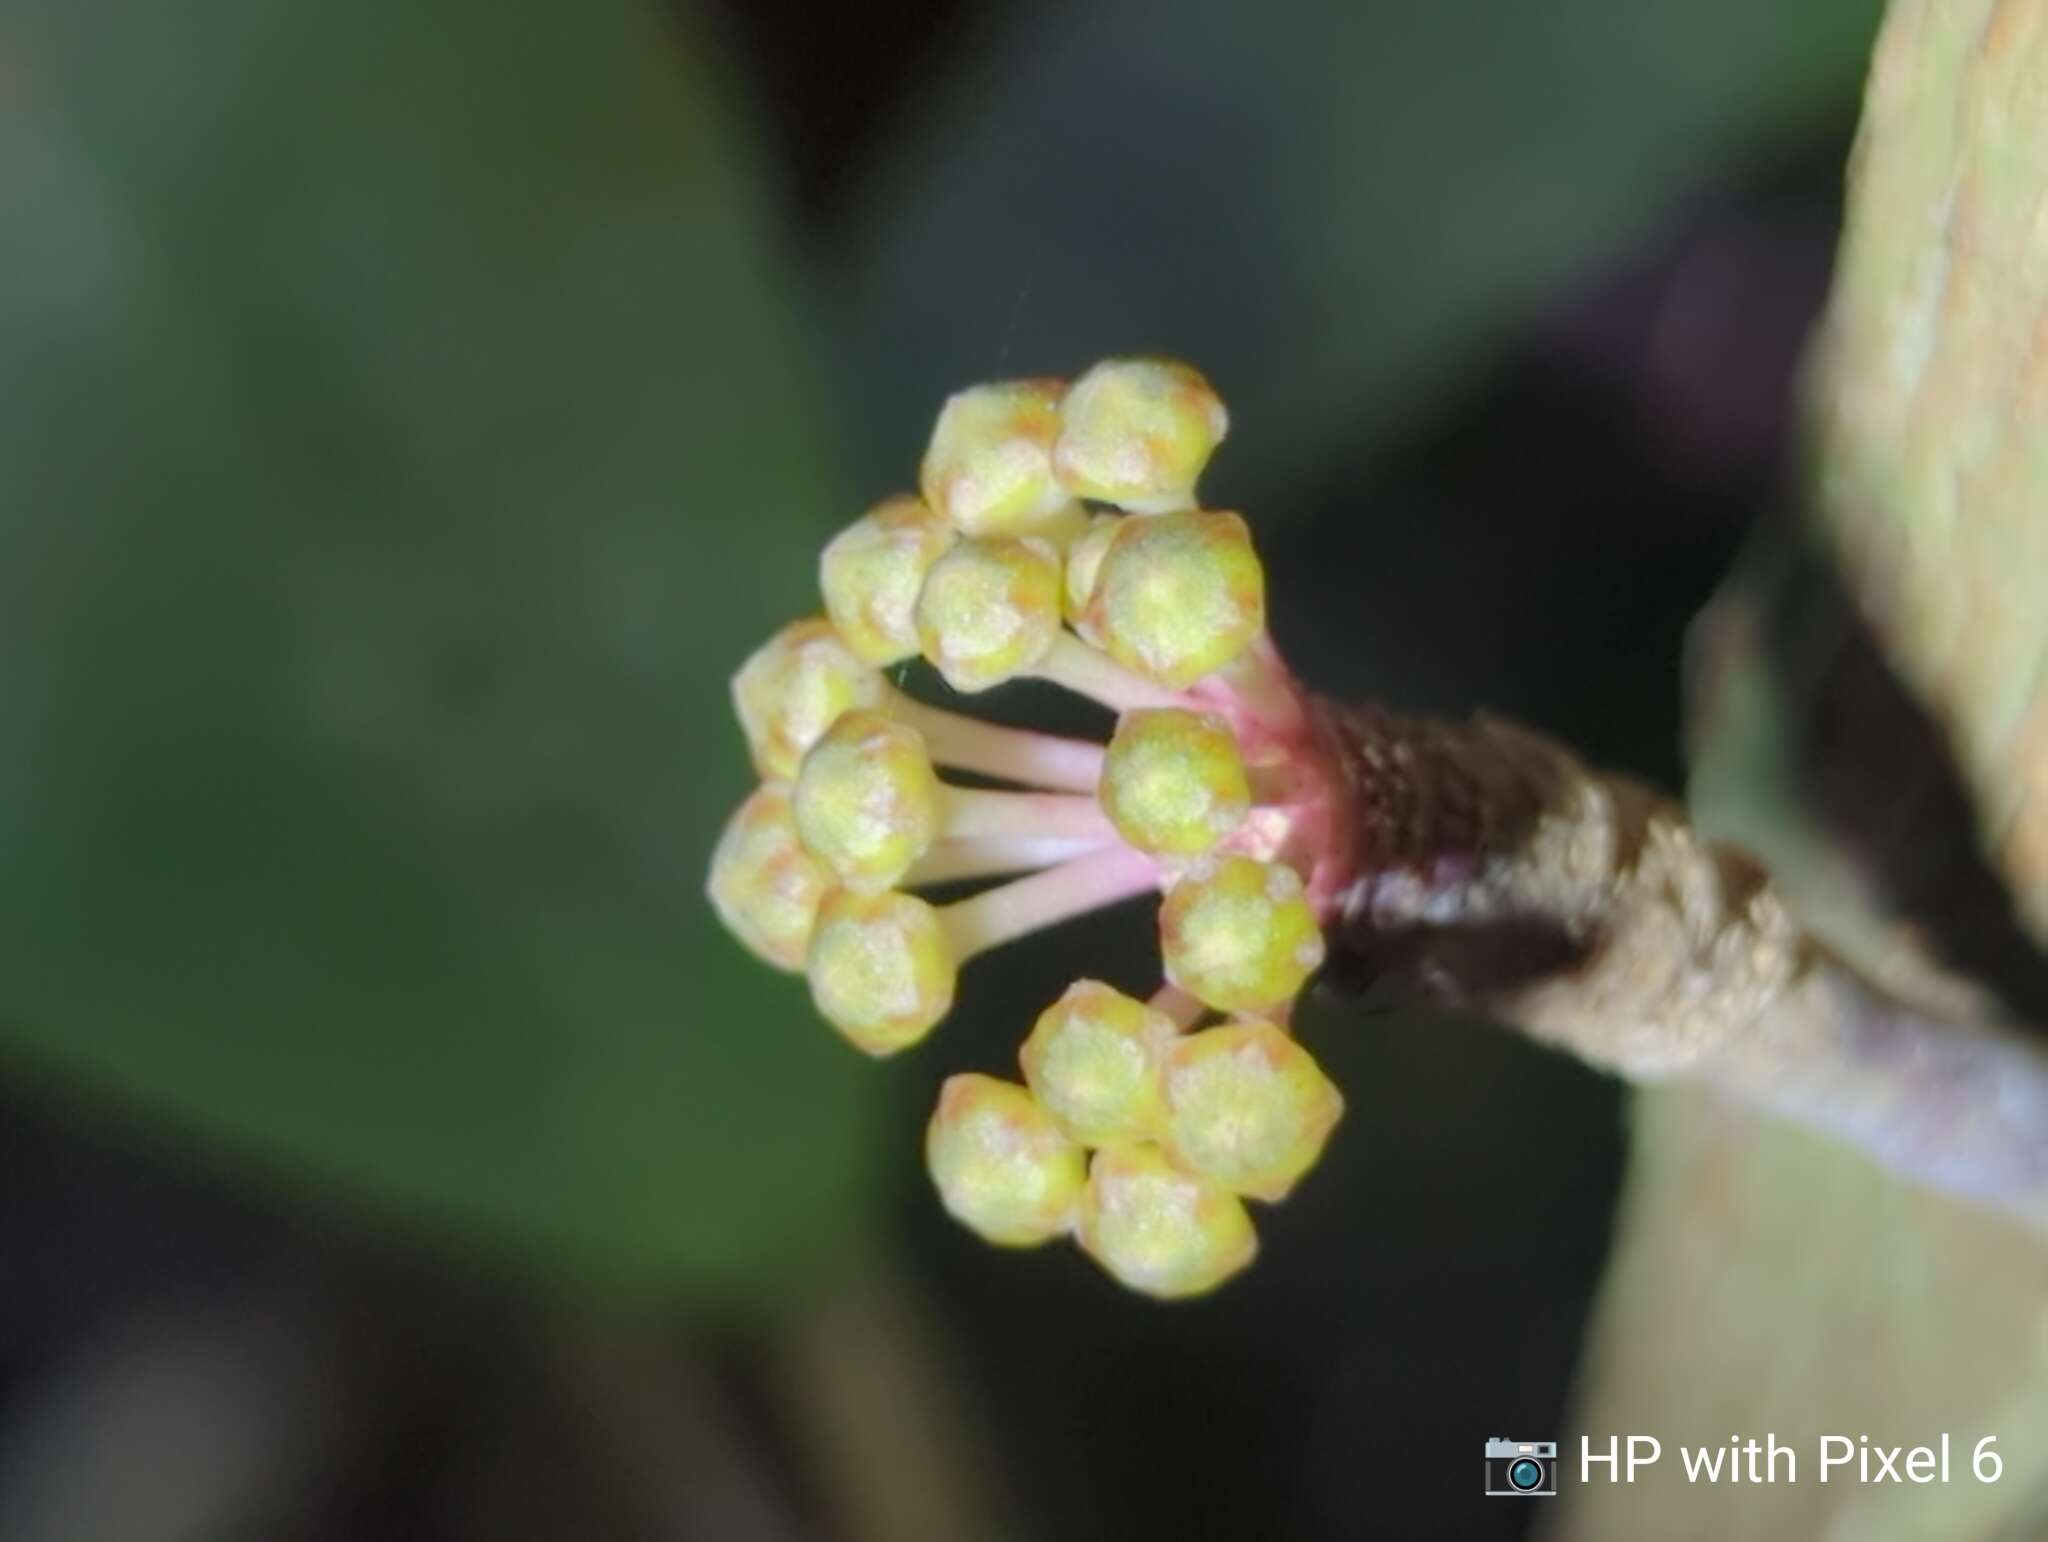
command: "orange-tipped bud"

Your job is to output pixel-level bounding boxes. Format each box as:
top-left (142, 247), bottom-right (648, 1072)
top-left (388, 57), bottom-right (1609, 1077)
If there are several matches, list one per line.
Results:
top-left (1051, 358), bottom-right (1228, 513)
top-left (793, 709), bottom-right (944, 891)
top-left (1018, 980), bottom-right (1178, 1145)
top-left (1077, 1142), bottom-right (1257, 1299)
top-left (706, 784), bottom-right (833, 971)
top-left (1081, 511), bottom-right (1264, 688)
top-left (920, 379), bottom-right (1075, 538)
top-left (806, 888), bottom-right (956, 1055)
top-left (1160, 856), bottom-right (1325, 1012)
top-left (1098, 708), bottom-right (1251, 855)
top-left (731, 618), bottom-right (887, 780)
top-left (914, 536), bottom-right (1063, 693)
top-left (926, 1074), bottom-right (1087, 1246)
top-left (1160, 1019), bottom-right (1343, 1200)
top-left (819, 496), bottom-right (957, 664)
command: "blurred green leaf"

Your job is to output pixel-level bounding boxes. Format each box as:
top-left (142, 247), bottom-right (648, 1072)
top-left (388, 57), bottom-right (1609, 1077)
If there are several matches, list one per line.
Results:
top-left (829, 0), bottom-right (1882, 509)
top-left (0, 0), bottom-right (881, 1292)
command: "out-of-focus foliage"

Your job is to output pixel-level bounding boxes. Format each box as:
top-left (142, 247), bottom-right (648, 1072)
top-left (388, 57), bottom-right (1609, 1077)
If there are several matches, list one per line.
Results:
top-left (1569, 3), bottom-right (2048, 1533)
top-left (0, 0), bottom-right (882, 1292)
top-left (0, 0), bottom-right (1893, 1303)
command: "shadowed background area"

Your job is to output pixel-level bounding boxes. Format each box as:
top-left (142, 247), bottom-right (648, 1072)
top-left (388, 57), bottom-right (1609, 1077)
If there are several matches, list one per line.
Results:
top-left (0, 0), bottom-right (1878, 1536)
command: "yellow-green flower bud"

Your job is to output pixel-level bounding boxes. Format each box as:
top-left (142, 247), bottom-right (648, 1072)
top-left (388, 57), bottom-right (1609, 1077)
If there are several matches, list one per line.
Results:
top-left (1018, 980), bottom-right (1178, 1144)
top-left (1160, 856), bottom-right (1325, 1012)
top-left (705, 784), bottom-right (832, 972)
top-left (1077, 1142), bottom-right (1257, 1299)
top-left (1098, 708), bottom-right (1250, 855)
top-left (807, 888), bottom-right (956, 1055)
top-left (792, 709), bottom-right (945, 891)
top-left (920, 379), bottom-right (1074, 537)
top-left (926, 1074), bottom-right (1086, 1246)
top-left (1081, 511), bottom-right (1264, 688)
top-left (914, 535), bottom-right (1063, 693)
top-left (1062, 512), bottom-right (1121, 640)
top-left (731, 617), bottom-right (888, 780)
top-left (1020, 499), bottom-right (1092, 551)
top-left (1160, 1020), bottom-right (1343, 1200)
top-left (819, 496), bottom-right (957, 664)
top-left (1052, 358), bottom-right (1229, 512)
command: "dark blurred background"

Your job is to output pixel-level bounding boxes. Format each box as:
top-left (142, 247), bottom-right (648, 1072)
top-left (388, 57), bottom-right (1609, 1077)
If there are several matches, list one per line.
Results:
top-left (0, 0), bottom-right (1879, 1536)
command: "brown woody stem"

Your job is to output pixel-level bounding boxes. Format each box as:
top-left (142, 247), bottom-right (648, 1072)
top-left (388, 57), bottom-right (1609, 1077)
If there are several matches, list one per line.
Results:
top-left (1314, 697), bottom-right (2048, 1227)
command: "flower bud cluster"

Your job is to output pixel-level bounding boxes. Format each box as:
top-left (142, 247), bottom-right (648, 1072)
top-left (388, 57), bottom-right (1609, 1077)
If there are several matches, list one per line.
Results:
top-left (931, 980), bottom-right (1341, 1297)
top-left (708, 359), bottom-right (1348, 1295)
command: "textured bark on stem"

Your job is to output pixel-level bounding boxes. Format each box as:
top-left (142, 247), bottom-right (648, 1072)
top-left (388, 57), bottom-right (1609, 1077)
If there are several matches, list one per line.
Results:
top-left (1315, 697), bottom-right (2048, 1225)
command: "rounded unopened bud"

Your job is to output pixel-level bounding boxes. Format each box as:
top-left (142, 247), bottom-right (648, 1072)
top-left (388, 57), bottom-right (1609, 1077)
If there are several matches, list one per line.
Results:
top-left (793, 709), bottom-right (944, 890)
top-left (1019, 980), bottom-right (1178, 1144)
top-left (1052, 358), bottom-right (1229, 512)
top-left (1099, 708), bottom-right (1250, 855)
top-left (731, 618), bottom-right (888, 780)
top-left (820, 496), bottom-right (957, 664)
top-left (914, 536), bottom-right (1063, 693)
top-left (807, 888), bottom-right (956, 1055)
top-left (1160, 856), bottom-right (1325, 1012)
top-left (706, 784), bottom-right (832, 971)
top-left (926, 1074), bottom-right (1086, 1246)
top-left (1082, 511), bottom-right (1264, 688)
top-left (1062, 512), bottom-right (1121, 641)
top-left (1160, 1020), bottom-right (1343, 1200)
top-left (921, 379), bottom-right (1074, 537)
top-left (1077, 1142), bottom-right (1257, 1299)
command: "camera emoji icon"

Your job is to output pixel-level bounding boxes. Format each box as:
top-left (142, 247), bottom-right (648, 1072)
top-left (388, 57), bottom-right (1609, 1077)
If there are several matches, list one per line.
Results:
top-left (1485, 1438), bottom-right (1558, 1497)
